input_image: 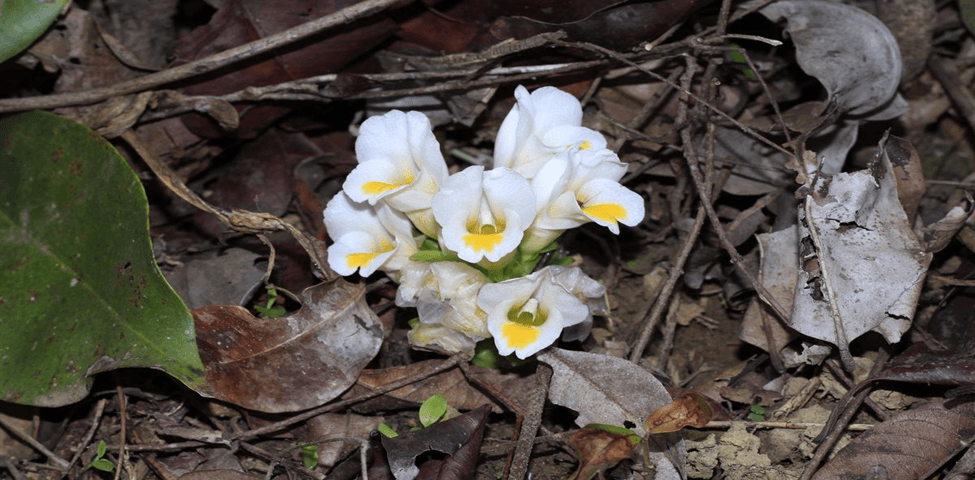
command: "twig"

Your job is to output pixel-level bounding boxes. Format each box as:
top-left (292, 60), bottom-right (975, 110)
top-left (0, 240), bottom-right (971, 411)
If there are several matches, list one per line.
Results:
top-left (61, 399), bottom-right (107, 476)
top-left (119, 130), bottom-right (336, 281)
top-left (823, 360), bottom-right (888, 422)
top-left (507, 362), bottom-right (553, 480)
top-left (554, 40), bottom-right (795, 159)
top-left (0, 456), bottom-right (26, 480)
top-left (801, 351), bottom-right (889, 480)
top-left (654, 295), bottom-right (684, 369)
top-left (930, 55), bottom-right (975, 136)
top-left (112, 382), bottom-right (129, 480)
top-left (700, 421), bottom-right (871, 431)
top-left (0, 0), bottom-right (403, 113)
top-left (630, 56), bottom-right (715, 363)
top-left (0, 414), bottom-right (69, 470)
top-left (229, 355), bottom-right (464, 441)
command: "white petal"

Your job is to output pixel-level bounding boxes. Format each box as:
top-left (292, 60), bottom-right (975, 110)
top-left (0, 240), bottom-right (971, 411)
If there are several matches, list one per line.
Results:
top-left (530, 152), bottom-right (572, 209)
top-left (432, 166), bottom-right (484, 229)
top-left (327, 231), bottom-right (396, 277)
top-left (493, 85), bottom-right (585, 177)
top-left (542, 125), bottom-right (607, 151)
top-left (493, 86), bottom-right (526, 170)
top-left (433, 166), bottom-right (534, 263)
top-left (536, 281), bottom-right (589, 328)
top-left (482, 167), bottom-right (536, 230)
top-left (343, 160), bottom-right (413, 205)
top-left (323, 192), bottom-right (383, 240)
top-left (577, 179), bottom-right (646, 234)
top-left (352, 110), bottom-right (447, 209)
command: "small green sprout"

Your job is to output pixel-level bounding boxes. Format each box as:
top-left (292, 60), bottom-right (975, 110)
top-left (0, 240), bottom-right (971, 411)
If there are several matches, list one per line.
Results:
top-left (255, 287), bottom-right (287, 318)
top-left (85, 440), bottom-right (114, 472)
top-left (728, 43), bottom-right (757, 81)
top-left (299, 443), bottom-right (318, 469)
top-left (377, 393), bottom-right (459, 437)
top-left (747, 405), bottom-right (766, 422)
top-left (377, 423), bottom-right (399, 438)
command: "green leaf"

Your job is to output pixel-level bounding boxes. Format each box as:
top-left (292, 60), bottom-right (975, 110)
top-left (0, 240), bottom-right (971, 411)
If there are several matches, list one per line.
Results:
top-left (471, 341), bottom-right (501, 369)
top-left (254, 304), bottom-right (287, 318)
top-left (301, 444), bottom-right (318, 469)
top-left (748, 404), bottom-right (766, 422)
top-left (0, 111), bottom-right (206, 406)
top-left (419, 238), bottom-right (441, 251)
top-left (728, 43), bottom-right (757, 81)
top-left (96, 440), bottom-right (107, 457)
top-left (410, 250), bottom-right (453, 262)
top-left (419, 393), bottom-right (448, 427)
top-left (0, 0), bottom-right (71, 64)
top-left (90, 458), bottom-right (114, 472)
top-left (582, 423), bottom-right (641, 445)
top-left (377, 423), bottom-right (398, 438)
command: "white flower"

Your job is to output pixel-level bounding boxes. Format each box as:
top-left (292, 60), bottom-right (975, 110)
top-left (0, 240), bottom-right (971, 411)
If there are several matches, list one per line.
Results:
top-left (477, 267), bottom-right (591, 359)
top-left (432, 166), bottom-right (536, 263)
top-left (494, 85), bottom-right (605, 178)
top-left (546, 266), bottom-right (606, 342)
top-left (343, 110), bottom-right (447, 236)
top-left (398, 262), bottom-right (490, 356)
top-left (522, 146), bottom-right (645, 252)
top-left (323, 192), bottom-right (418, 276)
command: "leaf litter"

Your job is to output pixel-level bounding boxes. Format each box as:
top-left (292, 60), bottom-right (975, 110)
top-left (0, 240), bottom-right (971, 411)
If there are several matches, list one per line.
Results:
top-left (6, 0), bottom-right (975, 479)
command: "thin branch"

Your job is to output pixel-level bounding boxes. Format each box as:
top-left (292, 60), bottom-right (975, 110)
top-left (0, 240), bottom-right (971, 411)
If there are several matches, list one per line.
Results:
top-left (228, 355), bottom-right (464, 441)
top-left (0, 0), bottom-right (402, 113)
top-left (507, 363), bottom-right (553, 480)
top-left (0, 415), bottom-right (69, 470)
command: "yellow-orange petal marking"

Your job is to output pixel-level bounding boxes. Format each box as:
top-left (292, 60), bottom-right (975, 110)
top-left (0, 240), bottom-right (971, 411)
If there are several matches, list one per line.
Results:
top-left (582, 203), bottom-right (626, 223)
top-left (500, 322), bottom-right (542, 350)
top-left (463, 233), bottom-right (504, 252)
top-left (361, 172), bottom-right (415, 196)
top-left (345, 240), bottom-right (394, 269)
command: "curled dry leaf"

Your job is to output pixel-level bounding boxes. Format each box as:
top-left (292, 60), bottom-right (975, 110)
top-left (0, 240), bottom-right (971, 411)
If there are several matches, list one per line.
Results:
top-left (569, 425), bottom-right (642, 480)
top-left (792, 134), bottom-right (932, 368)
top-left (740, 227), bottom-right (800, 356)
top-left (812, 400), bottom-right (975, 480)
top-left (755, 0), bottom-right (907, 175)
top-left (756, 0), bottom-right (905, 119)
top-left (380, 404), bottom-right (492, 480)
top-left (538, 348), bottom-right (685, 479)
top-left (192, 278), bottom-right (383, 413)
top-left (644, 392), bottom-right (715, 434)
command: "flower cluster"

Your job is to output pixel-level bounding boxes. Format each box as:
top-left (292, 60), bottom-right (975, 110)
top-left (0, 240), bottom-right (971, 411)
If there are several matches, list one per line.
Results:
top-left (323, 86), bottom-right (644, 359)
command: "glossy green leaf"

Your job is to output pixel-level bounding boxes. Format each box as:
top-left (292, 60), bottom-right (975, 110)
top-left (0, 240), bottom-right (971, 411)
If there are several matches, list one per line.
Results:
top-left (0, 0), bottom-right (71, 64)
top-left (0, 110), bottom-right (206, 406)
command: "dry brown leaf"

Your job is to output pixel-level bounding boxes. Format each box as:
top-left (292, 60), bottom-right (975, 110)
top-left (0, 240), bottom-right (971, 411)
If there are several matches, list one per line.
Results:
top-left (192, 278), bottom-right (383, 412)
top-left (349, 360), bottom-right (507, 413)
top-left (812, 400), bottom-right (975, 480)
top-left (644, 392), bottom-right (714, 434)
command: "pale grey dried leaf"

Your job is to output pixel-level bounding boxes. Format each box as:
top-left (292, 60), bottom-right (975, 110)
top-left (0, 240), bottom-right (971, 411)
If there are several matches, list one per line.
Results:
top-left (757, 0), bottom-right (905, 118)
top-left (712, 126), bottom-right (793, 195)
top-left (164, 248), bottom-right (264, 310)
top-left (792, 135), bottom-right (932, 364)
top-left (539, 348), bottom-right (686, 479)
top-left (922, 201), bottom-right (974, 253)
top-left (740, 227), bottom-right (800, 353)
